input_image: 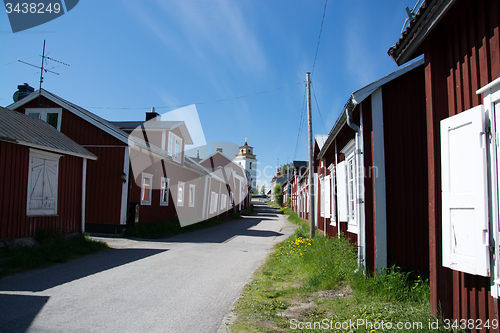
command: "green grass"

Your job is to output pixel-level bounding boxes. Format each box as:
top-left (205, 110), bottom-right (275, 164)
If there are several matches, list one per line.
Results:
top-left (123, 211), bottom-right (246, 238)
top-left (0, 232), bottom-right (108, 277)
top-left (241, 204), bottom-right (256, 216)
top-left (229, 206), bottom-right (448, 332)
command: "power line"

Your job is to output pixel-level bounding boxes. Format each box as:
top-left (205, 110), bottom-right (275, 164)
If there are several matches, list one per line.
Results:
top-left (293, 82), bottom-right (308, 161)
top-left (311, 0), bottom-right (328, 77)
top-left (311, 82), bottom-right (328, 133)
top-left (83, 81), bottom-right (305, 110)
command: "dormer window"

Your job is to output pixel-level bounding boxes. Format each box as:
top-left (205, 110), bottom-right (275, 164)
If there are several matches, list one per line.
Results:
top-left (168, 132), bottom-right (182, 163)
top-left (26, 108), bottom-right (62, 131)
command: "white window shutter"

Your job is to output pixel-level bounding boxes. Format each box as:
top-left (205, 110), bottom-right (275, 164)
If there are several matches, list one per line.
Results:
top-left (44, 159), bottom-right (58, 211)
top-left (330, 172), bottom-right (336, 223)
top-left (324, 175), bottom-right (331, 218)
top-left (336, 161), bottom-right (348, 221)
top-left (28, 157), bottom-right (45, 211)
top-left (441, 105), bottom-right (490, 277)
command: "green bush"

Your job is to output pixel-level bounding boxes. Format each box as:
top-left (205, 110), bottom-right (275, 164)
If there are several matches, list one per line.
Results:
top-left (274, 183), bottom-right (283, 206)
top-left (285, 196), bottom-right (291, 209)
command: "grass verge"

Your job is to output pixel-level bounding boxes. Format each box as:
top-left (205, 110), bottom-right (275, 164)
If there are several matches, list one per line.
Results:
top-left (0, 232), bottom-right (108, 277)
top-left (123, 205), bottom-right (255, 238)
top-left (229, 205), bottom-right (444, 332)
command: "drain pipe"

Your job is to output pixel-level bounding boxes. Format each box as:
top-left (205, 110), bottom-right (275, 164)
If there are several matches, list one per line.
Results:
top-left (345, 98), bottom-right (365, 271)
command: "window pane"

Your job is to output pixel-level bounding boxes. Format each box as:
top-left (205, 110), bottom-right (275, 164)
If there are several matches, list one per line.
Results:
top-left (178, 184), bottom-right (183, 203)
top-left (168, 136), bottom-right (173, 156)
top-left (189, 186), bottom-right (195, 205)
top-left (46, 113), bottom-right (59, 129)
top-left (28, 113), bottom-right (40, 119)
top-left (175, 140), bottom-right (181, 159)
top-left (142, 178), bottom-right (150, 201)
top-left (160, 180), bottom-right (168, 203)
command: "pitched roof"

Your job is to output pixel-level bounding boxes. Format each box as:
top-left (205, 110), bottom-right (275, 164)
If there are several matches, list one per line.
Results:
top-left (388, 0), bottom-right (456, 66)
top-left (112, 120), bottom-right (194, 145)
top-left (8, 89), bottom-right (131, 144)
top-left (315, 135), bottom-right (328, 151)
top-left (317, 57), bottom-right (424, 160)
top-left (0, 106), bottom-right (97, 160)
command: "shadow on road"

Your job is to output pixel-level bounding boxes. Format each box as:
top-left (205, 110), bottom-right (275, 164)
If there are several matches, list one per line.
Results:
top-left (0, 248), bottom-right (166, 292)
top-left (0, 294), bottom-right (49, 333)
top-left (115, 201), bottom-right (287, 244)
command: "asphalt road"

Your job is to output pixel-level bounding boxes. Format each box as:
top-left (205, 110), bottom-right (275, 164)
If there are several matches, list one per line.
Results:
top-left (0, 200), bottom-right (295, 333)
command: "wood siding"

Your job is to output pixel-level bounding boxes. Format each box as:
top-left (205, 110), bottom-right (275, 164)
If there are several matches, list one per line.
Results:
top-left (423, 0), bottom-right (500, 323)
top-left (84, 147), bottom-right (125, 225)
top-left (0, 141), bottom-right (83, 239)
top-left (382, 65), bottom-right (429, 275)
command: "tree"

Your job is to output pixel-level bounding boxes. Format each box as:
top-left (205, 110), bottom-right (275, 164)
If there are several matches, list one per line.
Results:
top-left (279, 163), bottom-right (292, 175)
top-left (260, 184), bottom-right (266, 195)
top-left (274, 183), bottom-right (283, 206)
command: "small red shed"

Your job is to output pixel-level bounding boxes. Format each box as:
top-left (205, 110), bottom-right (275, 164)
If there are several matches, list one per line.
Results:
top-left (0, 106), bottom-right (96, 239)
top-left (316, 58), bottom-right (428, 274)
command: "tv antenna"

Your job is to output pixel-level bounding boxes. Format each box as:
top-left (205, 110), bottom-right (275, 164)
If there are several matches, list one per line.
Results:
top-left (15, 40), bottom-right (70, 105)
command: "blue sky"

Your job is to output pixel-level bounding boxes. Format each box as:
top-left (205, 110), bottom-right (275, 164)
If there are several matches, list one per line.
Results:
top-left (1, 0), bottom-right (416, 190)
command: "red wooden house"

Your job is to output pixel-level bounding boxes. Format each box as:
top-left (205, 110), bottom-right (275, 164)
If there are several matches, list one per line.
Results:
top-left (8, 89), bottom-right (134, 233)
top-left (0, 106), bottom-right (96, 239)
top-left (113, 116), bottom-right (227, 226)
top-left (389, 0), bottom-right (500, 322)
top-left (7, 89), bottom-right (226, 232)
top-left (316, 58), bottom-right (428, 274)
top-left (199, 149), bottom-right (250, 214)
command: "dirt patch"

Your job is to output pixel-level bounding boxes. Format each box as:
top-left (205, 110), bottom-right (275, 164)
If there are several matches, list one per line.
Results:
top-left (277, 301), bottom-right (315, 319)
top-left (315, 285), bottom-right (353, 299)
top-left (277, 285), bottom-right (353, 320)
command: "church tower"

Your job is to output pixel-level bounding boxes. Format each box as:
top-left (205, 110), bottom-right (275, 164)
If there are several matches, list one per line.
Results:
top-left (234, 138), bottom-right (257, 192)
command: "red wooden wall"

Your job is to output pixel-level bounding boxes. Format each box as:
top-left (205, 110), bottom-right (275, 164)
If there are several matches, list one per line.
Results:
top-left (0, 141), bottom-right (83, 239)
top-left (84, 147), bottom-right (125, 225)
top-left (423, 0), bottom-right (500, 324)
top-left (382, 65), bottom-right (429, 276)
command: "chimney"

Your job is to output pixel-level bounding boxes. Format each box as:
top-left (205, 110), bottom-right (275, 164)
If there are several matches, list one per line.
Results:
top-left (216, 148), bottom-right (223, 153)
top-left (146, 107), bottom-right (160, 121)
top-left (13, 83), bottom-right (34, 102)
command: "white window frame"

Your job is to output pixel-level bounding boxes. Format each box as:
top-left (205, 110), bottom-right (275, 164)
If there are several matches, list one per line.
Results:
top-left (160, 177), bottom-right (169, 206)
top-left (26, 149), bottom-right (60, 216)
top-left (324, 174), bottom-right (331, 220)
top-left (221, 193), bottom-right (227, 210)
top-left (189, 184), bottom-right (196, 207)
top-left (168, 132), bottom-right (182, 163)
top-left (328, 163), bottom-right (337, 226)
top-left (210, 191), bottom-right (219, 214)
top-left (177, 181), bottom-right (185, 207)
top-left (477, 78), bottom-right (500, 297)
top-left (336, 160), bottom-right (348, 222)
top-left (141, 173), bottom-right (153, 205)
top-left (319, 175), bottom-right (325, 217)
top-left (341, 140), bottom-right (358, 233)
top-left (26, 108), bottom-right (62, 131)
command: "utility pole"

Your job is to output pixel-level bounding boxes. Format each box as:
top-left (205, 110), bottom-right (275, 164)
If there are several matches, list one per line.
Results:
top-left (306, 72), bottom-right (315, 238)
